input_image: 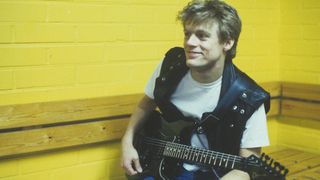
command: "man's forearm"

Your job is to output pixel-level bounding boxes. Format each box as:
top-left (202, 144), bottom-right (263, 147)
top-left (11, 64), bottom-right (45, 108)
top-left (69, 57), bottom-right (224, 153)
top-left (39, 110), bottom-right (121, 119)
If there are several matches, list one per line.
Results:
top-left (122, 95), bottom-right (156, 145)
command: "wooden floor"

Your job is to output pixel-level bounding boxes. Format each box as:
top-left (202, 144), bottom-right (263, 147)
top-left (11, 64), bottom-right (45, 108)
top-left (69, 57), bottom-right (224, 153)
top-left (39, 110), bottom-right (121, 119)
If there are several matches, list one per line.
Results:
top-left (263, 146), bottom-right (320, 180)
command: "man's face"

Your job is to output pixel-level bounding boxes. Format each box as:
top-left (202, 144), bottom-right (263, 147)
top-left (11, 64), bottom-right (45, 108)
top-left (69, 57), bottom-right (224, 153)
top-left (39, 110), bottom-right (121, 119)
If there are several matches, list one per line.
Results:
top-left (183, 22), bottom-right (228, 71)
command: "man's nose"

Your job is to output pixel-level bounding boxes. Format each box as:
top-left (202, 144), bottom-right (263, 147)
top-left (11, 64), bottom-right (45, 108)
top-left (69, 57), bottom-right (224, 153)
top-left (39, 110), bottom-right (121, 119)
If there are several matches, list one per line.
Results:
top-left (185, 34), bottom-right (199, 46)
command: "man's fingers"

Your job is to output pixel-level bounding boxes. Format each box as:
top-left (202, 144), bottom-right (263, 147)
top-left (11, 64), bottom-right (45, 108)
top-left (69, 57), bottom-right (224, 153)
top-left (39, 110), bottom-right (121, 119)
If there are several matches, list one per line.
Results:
top-left (133, 158), bottom-right (143, 173)
top-left (122, 160), bottom-right (137, 176)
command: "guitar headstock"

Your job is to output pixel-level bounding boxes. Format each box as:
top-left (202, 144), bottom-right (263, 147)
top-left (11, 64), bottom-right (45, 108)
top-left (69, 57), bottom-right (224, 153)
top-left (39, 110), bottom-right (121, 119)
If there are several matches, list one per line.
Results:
top-left (246, 153), bottom-right (289, 180)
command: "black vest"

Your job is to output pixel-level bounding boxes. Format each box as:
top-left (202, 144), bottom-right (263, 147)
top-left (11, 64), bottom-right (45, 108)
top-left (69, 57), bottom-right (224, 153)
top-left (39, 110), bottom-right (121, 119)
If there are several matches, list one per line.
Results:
top-left (153, 47), bottom-right (270, 174)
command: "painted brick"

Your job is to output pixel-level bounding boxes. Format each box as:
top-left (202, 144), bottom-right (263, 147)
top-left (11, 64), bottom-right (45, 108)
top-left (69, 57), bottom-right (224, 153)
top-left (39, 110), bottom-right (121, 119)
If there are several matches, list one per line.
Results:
top-left (280, 0), bottom-right (302, 9)
top-left (0, 85), bottom-right (108, 106)
top-left (239, 25), bottom-right (254, 40)
top-left (0, 159), bottom-right (18, 178)
top-left (303, 0), bottom-right (320, 8)
top-left (154, 6), bottom-right (180, 24)
top-left (76, 64), bottom-right (131, 84)
top-left (19, 149), bottom-right (78, 174)
top-left (78, 142), bottom-right (121, 163)
top-left (254, 0), bottom-right (280, 9)
top-left (106, 42), bottom-right (157, 61)
top-left (253, 56), bottom-right (280, 71)
top-left (281, 71), bottom-right (319, 84)
top-left (225, 0), bottom-right (255, 9)
top-left (76, 65), bottom-right (107, 84)
top-left (131, 0), bottom-right (179, 5)
top-left (0, 172), bottom-right (51, 180)
top-left (280, 40), bottom-right (305, 56)
top-left (0, 47), bottom-right (46, 67)
top-left (241, 10), bottom-right (276, 25)
top-left (254, 25), bottom-right (279, 40)
top-left (131, 24), bottom-right (178, 41)
top-left (300, 9), bottom-right (320, 25)
top-left (0, 70), bottom-right (13, 90)
top-left (14, 23), bottom-right (75, 43)
top-left (237, 40), bottom-right (271, 56)
top-left (104, 5), bottom-right (155, 23)
top-left (107, 158), bottom-right (125, 178)
top-left (280, 56), bottom-right (303, 71)
top-left (303, 25), bottom-right (320, 40)
top-left (0, 2), bottom-right (46, 22)
top-left (52, 161), bottom-right (108, 180)
top-left (47, 2), bottom-right (104, 22)
top-left (48, 45), bottom-right (104, 64)
top-left (131, 63), bottom-right (159, 83)
top-left (280, 10), bottom-right (303, 25)
top-left (280, 25), bottom-right (303, 40)
top-left (76, 24), bottom-right (130, 42)
top-left (104, 81), bottom-right (145, 96)
top-left (297, 57), bottom-right (320, 72)
top-left (15, 66), bottom-right (75, 88)
top-left (0, 24), bottom-right (12, 43)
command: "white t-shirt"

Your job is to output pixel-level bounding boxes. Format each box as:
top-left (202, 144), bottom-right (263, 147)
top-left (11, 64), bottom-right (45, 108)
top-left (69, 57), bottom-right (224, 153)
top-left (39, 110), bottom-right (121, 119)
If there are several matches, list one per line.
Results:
top-left (144, 60), bottom-right (270, 171)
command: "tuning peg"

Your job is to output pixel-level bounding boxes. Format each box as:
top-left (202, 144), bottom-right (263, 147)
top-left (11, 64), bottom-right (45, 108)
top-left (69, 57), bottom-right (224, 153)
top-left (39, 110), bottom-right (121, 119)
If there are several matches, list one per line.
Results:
top-left (263, 154), bottom-right (271, 163)
top-left (269, 158), bottom-right (274, 166)
top-left (273, 161), bottom-right (280, 168)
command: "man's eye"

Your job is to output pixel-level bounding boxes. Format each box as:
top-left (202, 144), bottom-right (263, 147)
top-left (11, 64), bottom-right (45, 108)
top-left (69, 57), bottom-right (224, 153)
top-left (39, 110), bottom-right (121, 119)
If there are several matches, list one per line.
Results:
top-left (197, 33), bottom-right (208, 40)
top-left (184, 32), bottom-right (191, 38)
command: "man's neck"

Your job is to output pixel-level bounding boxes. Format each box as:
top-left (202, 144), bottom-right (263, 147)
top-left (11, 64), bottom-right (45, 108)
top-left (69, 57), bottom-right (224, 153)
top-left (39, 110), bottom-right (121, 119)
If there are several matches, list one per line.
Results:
top-left (190, 58), bottom-right (225, 84)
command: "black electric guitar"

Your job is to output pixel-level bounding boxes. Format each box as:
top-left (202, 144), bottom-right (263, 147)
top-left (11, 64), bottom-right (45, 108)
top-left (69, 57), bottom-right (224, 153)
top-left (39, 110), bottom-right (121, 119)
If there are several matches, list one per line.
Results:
top-left (128, 112), bottom-right (289, 180)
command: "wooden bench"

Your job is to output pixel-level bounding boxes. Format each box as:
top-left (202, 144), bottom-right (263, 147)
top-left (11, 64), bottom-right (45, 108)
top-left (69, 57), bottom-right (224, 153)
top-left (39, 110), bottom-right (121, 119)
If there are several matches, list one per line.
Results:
top-left (0, 82), bottom-right (319, 159)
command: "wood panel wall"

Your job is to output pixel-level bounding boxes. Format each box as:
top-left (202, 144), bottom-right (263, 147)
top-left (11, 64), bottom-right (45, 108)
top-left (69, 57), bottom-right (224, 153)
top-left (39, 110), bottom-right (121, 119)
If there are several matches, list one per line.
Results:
top-left (0, 82), bottom-right (319, 158)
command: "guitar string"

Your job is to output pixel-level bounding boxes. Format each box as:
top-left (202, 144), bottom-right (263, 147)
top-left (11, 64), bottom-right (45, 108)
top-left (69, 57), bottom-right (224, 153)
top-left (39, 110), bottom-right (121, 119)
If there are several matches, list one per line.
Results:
top-left (143, 136), bottom-right (241, 161)
top-left (143, 139), bottom-right (260, 167)
top-left (141, 137), bottom-right (260, 167)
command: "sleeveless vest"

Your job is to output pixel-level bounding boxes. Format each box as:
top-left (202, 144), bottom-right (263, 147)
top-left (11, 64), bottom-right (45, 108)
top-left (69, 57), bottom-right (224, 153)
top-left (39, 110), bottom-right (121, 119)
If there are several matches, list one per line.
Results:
top-left (153, 47), bottom-right (270, 175)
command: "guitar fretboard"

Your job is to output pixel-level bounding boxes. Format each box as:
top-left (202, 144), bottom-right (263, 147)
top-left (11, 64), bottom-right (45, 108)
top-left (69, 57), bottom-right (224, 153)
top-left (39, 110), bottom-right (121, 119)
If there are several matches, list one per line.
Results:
top-left (143, 137), bottom-right (247, 170)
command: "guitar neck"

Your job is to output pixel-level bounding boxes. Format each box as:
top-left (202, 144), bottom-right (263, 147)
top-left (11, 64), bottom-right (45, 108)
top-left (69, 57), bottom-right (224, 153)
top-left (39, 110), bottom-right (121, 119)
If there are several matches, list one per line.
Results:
top-left (144, 137), bottom-right (252, 171)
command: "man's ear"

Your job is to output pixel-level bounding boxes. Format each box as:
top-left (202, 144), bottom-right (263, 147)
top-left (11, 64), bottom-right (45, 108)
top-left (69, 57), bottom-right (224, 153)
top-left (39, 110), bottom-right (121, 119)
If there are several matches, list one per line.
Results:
top-left (223, 39), bottom-right (235, 52)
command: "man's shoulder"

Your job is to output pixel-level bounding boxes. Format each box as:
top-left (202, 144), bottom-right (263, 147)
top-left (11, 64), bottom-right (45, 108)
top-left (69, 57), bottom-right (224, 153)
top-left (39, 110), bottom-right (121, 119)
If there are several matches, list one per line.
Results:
top-left (233, 65), bottom-right (271, 113)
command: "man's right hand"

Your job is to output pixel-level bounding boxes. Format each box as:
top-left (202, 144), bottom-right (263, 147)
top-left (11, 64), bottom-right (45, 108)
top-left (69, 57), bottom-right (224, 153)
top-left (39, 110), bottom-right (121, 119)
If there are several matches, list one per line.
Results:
top-left (121, 138), bottom-right (143, 176)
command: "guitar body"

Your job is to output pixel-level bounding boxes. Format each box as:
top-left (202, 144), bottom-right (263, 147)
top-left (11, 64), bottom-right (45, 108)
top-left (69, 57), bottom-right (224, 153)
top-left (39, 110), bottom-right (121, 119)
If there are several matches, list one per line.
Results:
top-left (128, 111), bottom-right (194, 180)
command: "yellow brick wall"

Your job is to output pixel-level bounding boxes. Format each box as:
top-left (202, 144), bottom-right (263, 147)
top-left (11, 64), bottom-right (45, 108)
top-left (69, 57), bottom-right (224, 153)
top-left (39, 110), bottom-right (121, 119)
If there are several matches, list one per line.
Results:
top-left (0, 0), bottom-right (281, 106)
top-left (0, 0), bottom-right (319, 179)
top-left (280, 0), bottom-right (320, 84)
top-left (275, 0), bottom-right (320, 154)
top-left (0, 141), bottom-right (123, 180)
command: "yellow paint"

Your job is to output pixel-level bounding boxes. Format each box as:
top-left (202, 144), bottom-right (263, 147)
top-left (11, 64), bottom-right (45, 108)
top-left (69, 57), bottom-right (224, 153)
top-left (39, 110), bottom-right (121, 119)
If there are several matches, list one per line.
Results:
top-left (0, 0), bottom-right (319, 179)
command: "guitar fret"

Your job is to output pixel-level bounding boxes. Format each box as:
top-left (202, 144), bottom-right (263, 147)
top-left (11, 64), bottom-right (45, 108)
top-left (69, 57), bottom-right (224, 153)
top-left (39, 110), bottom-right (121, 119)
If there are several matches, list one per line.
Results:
top-left (214, 152), bottom-right (218, 165)
top-left (219, 153), bottom-right (223, 166)
top-left (195, 149), bottom-right (199, 162)
top-left (189, 148), bottom-right (193, 161)
top-left (192, 149), bottom-right (196, 162)
top-left (172, 143), bottom-right (177, 158)
top-left (231, 155), bottom-right (236, 169)
top-left (199, 149), bottom-right (203, 163)
top-left (179, 144), bottom-right (184, 159)
top-left (225, 154), bottom-right (229, 168)
top-left (209, 151), bottom-right (213, 164)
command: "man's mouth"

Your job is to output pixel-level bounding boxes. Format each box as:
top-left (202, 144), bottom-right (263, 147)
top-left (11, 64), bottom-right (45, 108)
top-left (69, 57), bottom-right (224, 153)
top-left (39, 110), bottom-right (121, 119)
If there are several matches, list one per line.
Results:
top-left (186, 51), bottom-right (202, 59)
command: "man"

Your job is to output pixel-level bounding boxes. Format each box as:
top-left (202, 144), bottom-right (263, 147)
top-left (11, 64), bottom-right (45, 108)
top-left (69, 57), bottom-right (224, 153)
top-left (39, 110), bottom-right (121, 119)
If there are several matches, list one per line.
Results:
top-left (121, 0), bottom-right (270, 179)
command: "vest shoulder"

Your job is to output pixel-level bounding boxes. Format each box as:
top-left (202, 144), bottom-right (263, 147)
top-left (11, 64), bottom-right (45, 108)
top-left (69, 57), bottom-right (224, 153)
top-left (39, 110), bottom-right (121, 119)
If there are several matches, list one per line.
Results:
top-left (165, 47), bottom-right (185, 57)
top-left (234, 66), bottom-right (271, 112)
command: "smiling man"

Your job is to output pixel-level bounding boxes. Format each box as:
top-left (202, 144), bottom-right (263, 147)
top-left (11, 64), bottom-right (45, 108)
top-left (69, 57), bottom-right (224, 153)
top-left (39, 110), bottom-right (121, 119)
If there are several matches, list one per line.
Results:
top-left (121, 0), bottom-right (270, 179)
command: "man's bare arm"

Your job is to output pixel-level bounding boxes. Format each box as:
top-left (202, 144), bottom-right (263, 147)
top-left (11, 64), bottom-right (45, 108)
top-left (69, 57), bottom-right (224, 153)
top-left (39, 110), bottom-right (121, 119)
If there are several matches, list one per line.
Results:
top-left (121, 95), bottom-right (157, 175)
